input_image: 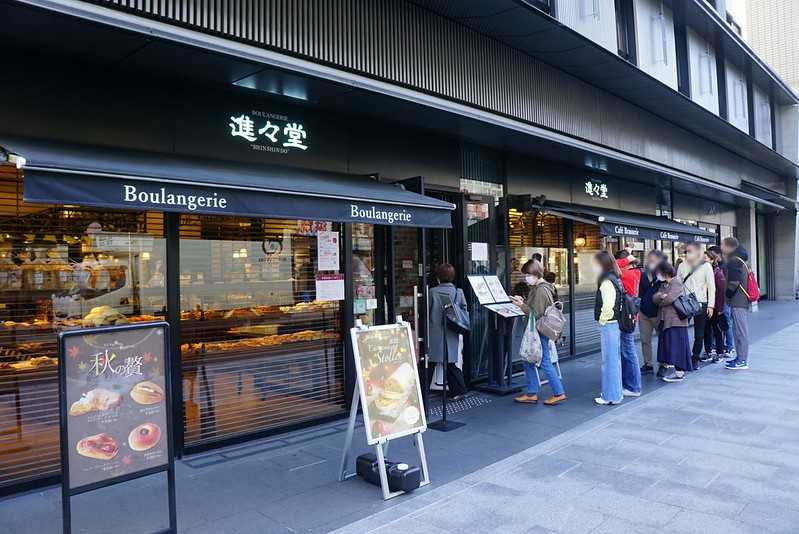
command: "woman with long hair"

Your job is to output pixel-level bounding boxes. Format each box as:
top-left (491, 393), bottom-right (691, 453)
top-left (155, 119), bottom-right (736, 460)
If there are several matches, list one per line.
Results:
top-left (593, 251), bottom-right (624, 405)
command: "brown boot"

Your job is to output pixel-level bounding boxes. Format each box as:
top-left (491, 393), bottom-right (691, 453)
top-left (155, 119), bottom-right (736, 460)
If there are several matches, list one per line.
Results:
top-left (514, 394), bottom-right (538, 403)
top-left (544, 394), bottom-right (567, 406)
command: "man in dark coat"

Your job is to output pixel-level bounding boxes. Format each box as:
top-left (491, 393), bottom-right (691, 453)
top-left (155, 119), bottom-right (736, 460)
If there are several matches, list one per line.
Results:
top-left (721, 237), bottom-right (751, 370)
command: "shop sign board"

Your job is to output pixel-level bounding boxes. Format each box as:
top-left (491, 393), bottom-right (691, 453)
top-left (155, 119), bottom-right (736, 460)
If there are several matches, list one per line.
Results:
top-left (584, 178), bottom-right (609, 200)
top-left (350, 322), bottom-right (426, 445)
top-left (228, 111), bottom-right (310, 154)
top-left (58, 322), bottom-right (176, 533)
top-left (24, 173), bottom-right (452, 229)
top-left (599, 223), bottom-right (716, 244)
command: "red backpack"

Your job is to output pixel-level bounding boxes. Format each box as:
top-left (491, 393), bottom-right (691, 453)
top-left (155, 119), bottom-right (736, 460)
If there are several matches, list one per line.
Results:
top-left (735, 257), bottom-right (761, 303)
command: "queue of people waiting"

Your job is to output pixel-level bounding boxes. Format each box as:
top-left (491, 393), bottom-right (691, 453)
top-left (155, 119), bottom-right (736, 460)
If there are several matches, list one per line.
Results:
top-left (508, 236), bottom-right (756, 406)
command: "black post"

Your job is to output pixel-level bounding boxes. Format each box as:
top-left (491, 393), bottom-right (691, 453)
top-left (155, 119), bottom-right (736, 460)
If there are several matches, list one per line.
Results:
top-left (441, 309), bottom-right (448, 423)
top-left (165, 212), bottom-right (183, 457)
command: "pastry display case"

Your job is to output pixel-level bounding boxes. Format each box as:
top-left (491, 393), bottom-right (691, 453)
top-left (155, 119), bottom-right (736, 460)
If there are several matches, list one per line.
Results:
top-left (0, 168), bottom-right (167, 491)
top-left (178, 216), bottom-right (345, 447)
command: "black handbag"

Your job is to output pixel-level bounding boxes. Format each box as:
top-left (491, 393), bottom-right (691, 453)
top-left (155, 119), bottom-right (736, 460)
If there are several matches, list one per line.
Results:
top-left (676, 265), bottom-right (704, 319)
top-left (443, 290), bottom-right (471, 335)
top-left (673, 293), bottom-right (701, 320)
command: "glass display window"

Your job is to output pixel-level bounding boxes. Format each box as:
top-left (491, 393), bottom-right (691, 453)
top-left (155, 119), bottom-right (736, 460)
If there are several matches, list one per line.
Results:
top-left (0, 167), bottom-right (166, 491)
top-left (178, 216), bottom-right (345, 447)
top-left (352, 223), bottom-right (376, 326)
top-left (508, 208), bottom-right (572, 354)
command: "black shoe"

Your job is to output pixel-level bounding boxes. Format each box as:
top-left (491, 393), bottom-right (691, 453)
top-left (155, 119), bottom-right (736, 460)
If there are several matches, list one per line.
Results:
top-left (699, 353), bottom-right (713, 362)
top-left (691, 357), bottom-right (701, 370)
top-left (640, 364), bottom-right (654, 375)
top-left (656, 366), bottom-right (669, 378)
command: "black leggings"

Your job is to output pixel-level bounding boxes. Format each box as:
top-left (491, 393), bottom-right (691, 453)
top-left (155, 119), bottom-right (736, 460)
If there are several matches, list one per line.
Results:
top-left (692, 305), bottom-right (708, 358)
top-left (704, 312), bottom-right (725, 354)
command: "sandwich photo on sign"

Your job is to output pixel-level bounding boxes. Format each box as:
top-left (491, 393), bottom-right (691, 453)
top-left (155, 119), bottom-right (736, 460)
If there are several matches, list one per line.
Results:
top-left (352, 323), bottom-right (426, 444)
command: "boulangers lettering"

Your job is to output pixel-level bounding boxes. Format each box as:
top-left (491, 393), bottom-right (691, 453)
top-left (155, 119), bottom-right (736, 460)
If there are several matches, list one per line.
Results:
top-left (122, 184), bottom-right (228, 211)
top-left (350, 204), bottom-right (412, 225)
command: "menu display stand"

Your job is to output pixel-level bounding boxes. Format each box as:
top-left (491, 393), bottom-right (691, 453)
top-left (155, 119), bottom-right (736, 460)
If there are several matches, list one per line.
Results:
top-left (467, 276), bottom-right (524, 396)
top-left (58, 322), bottom-right (176, 534)
top-left (339, 318), bottom-right (431, 500)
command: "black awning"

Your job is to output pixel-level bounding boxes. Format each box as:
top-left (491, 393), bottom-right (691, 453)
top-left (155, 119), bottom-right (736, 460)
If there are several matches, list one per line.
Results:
top-left (540, 201), bottom-right (717, 244)
top-left (3, 137), bottom-right (454, 228)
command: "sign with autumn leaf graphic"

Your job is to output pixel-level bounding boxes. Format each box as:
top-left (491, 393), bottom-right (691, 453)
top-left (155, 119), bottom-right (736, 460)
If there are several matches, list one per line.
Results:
top-left (59, 323), bottom-right (171, 491)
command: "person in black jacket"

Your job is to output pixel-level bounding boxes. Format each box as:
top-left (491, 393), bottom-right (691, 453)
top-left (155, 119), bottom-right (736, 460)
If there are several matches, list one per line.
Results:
top-left (721, 237), bottom-right (751, 370)
top-left (638, 250), bottom-right (667, 377)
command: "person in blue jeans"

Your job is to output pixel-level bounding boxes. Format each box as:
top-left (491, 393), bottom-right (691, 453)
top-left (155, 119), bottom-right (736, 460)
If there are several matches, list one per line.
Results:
top-left (511, 259), bottom-right (566, 405)
top-left (592, 251), bottom-right (624, 405)
top-left (614, 250), bottom-right (642, 397)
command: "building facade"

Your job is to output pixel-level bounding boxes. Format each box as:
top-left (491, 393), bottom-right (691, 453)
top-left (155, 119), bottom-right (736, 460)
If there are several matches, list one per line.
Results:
top-left (746, 0), bottom-right (799, 92)
top-left (0, 0), bottom-right (796, 495)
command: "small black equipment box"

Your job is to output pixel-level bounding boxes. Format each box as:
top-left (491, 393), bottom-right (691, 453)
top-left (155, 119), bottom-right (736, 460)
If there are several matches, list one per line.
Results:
top-left (356, 453), bottom-right (422, 493)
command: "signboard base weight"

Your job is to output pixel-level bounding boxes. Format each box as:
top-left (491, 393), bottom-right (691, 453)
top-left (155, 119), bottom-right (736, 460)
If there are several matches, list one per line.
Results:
top-left (427, 419), bottom-right (465, 432)
top-left (474, 381), bottom-right (523, 396)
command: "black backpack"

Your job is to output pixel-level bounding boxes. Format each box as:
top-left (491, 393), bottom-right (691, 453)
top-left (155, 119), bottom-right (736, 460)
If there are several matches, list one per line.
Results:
top-left (611, 278), bottom-right (641, 333)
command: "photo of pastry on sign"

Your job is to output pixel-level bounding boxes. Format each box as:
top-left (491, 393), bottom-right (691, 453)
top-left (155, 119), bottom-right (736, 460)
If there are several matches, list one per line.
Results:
top-left (353, 323), bottom-right (426, 444)
top-left (61, 324), bottom-right (169, 490)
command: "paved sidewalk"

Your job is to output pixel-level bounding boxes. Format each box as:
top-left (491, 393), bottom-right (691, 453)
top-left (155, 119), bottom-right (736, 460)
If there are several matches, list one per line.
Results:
top-left (1, 301), bottom-right (796, 533)
top-left (334, 319), bottom-right (799, 534)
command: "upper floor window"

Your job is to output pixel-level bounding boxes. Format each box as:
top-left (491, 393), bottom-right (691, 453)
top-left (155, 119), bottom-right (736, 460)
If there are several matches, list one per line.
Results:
top-left (650, 3), bottom-right (668, 65)
top-left (699, 45), bottom-right (714, 96)
top-left (732, 78), bottom-right (747, 119)
top-left (615, 0), bottom-right (635, 63)
top-left (758, 99), bottom-right (772, 137)
top-left (580, 0), bottom-right (601, 20)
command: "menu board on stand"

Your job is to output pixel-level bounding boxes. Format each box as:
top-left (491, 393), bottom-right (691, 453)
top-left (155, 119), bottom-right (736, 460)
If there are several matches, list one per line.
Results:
top-left (466, 275), bottom-right (524, 395)
top-left (338, 318), bottom-right (431, 500)
top-left (58, 322), bottom-right (176, 534)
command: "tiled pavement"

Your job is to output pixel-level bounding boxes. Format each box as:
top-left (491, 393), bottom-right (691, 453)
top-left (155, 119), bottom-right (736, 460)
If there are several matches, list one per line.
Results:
top-left (333, 311), bottom-right (799, 534)
top-left (1, 301), bottom-right (798, 533)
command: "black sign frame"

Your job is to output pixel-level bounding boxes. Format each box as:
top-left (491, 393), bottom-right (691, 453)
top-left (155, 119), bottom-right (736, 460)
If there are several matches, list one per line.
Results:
top-left (58, 322), bottom-right (176, 534)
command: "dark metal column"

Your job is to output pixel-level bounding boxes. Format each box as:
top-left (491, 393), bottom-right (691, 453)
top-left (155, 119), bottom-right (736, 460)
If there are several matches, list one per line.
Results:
top-left (165, 212), bottom-right (184, 457)
top-left (565, 218), bottom-right (577, 356)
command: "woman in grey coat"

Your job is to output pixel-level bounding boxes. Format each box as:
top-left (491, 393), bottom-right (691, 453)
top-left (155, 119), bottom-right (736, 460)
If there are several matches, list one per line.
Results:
top-left (428, 263), bottom-right (468, 398)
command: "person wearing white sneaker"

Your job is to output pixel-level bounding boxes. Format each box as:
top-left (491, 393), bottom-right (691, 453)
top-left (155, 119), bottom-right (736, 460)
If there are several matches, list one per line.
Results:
top-left (623, 389), bottom-right (641, 397)
top-left (592, 251), bottom-right (624, 406)
top-left (652, 262), bottom-right (693, 383)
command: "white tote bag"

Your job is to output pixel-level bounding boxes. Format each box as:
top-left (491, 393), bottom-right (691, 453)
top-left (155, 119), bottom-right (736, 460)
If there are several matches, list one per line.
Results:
top-left (519, 314), bottom-right (543, 365)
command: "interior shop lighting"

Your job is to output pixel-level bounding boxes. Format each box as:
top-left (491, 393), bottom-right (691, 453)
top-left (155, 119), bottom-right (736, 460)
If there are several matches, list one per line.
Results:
top-left (0, 147), bottom-right (26, 169)
top-left (574, 233), bottom-right (587, 247)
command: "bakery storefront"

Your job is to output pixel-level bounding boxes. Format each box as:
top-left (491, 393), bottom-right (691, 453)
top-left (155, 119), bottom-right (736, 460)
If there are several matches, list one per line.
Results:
top-left (507, 169), bottom-right (718, 356)
top-left (0, 138), bottom-right (452, 494)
